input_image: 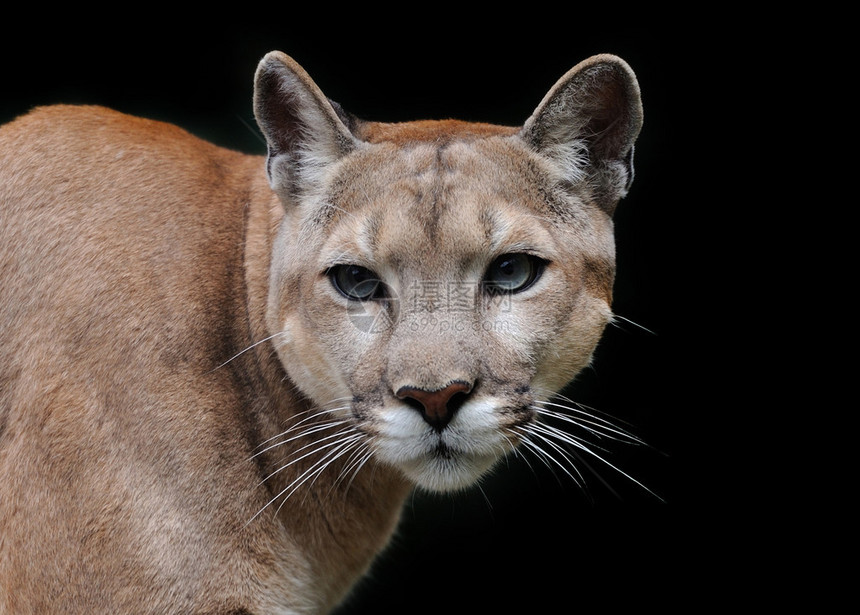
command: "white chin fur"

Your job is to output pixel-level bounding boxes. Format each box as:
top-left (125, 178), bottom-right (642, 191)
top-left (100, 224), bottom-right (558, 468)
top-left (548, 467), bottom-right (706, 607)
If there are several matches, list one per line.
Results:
top-left (374, 397), bottom-right (509, 492)
top-left (398, 452), bottom-right (500, 492)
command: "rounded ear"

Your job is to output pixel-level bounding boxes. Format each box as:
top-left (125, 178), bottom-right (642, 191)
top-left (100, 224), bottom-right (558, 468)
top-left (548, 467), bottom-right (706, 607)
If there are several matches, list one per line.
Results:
top-left (253, 51), bottom-right (360, 199)
top-left (521, 54), bottom-right (643, 215)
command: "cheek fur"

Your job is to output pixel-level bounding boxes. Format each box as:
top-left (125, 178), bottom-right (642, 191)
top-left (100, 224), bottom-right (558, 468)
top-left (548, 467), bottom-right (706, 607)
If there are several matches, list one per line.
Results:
top-left (274, 310), bottom-right (352, 407)
top-left (531, 298), bottom-right (612, 392)
top-left (279, 272), bottom-right (396, 407)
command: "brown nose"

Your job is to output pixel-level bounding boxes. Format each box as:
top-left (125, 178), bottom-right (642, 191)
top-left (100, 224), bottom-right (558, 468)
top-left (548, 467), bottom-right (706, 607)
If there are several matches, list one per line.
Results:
top-left (395, 381), bottom-right (473, 431)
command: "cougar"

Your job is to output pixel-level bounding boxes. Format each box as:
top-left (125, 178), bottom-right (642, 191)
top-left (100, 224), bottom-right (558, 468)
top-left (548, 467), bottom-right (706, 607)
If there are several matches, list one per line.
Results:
top-left (0, 51), bottom-right (644, 613)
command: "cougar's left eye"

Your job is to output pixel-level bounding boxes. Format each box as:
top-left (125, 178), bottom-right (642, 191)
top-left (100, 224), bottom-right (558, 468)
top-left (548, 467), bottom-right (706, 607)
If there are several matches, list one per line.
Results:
top-left (328, 265), bottom-right (385, 301)
top-left (483, 253), bottom-right (546, 294)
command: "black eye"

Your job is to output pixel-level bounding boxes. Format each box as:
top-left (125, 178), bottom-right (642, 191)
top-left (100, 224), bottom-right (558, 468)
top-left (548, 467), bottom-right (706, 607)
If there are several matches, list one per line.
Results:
top-left (483, 253), bottom-right (546, 294)
top-left (329, 265), bottom-right (385, 301)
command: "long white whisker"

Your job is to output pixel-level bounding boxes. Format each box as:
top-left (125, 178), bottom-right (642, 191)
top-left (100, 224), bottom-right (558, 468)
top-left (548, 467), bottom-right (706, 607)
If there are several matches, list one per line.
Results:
top-left (528, 421), bottom-right (614, 458)
top-left (525, 424), bottom-right (594, 486)
top-left (575, 444), bottom-right (663, 501)
top-left (533, 408), bottom-right (621, 444)
top-left (505, 437), bottom-right (540, 479)
top-left (247, 431), bottom-right (365, 525)
top-left (329, 440), bottom-right (373, 496)
top-left (212, 332), bottom-right (287, 371)
top-left (258, 428), bottom-right (361, 483)
top-left (610, 313), bottom-right (657, 336)
top-left (252, 406), bottom-right (351, 452)
top-left (531, 403), bottom-right (646, 445)
top-left (250, 419), bottom-right (351, 461)
top-left (283, 437), bottom-right (366, 508)
top-left (341, 447), bottom-right (375, 496)
top-left (513, 427), bottom-right (585, 489)
top-left (271, 433), bottom-right (366, 513)
top-left (336, 438), bottom-right (371, 481)
top-left (533, 393), bottom-right (639, 429)
top-left (530, 420), bottom-right (663, 502)
top-left (511, 390), bottom-right (663, 501)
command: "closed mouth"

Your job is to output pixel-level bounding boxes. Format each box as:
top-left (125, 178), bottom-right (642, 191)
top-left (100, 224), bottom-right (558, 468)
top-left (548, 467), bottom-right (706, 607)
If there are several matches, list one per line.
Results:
top-left (431, 441), bottom-right (454, 459)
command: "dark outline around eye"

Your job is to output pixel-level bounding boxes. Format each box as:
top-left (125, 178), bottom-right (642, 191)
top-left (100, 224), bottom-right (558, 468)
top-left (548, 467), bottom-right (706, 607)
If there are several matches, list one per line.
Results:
top-left (328, 264), bottom-right (386, 301)
top-left (482, 253), bottom-right (547, 295)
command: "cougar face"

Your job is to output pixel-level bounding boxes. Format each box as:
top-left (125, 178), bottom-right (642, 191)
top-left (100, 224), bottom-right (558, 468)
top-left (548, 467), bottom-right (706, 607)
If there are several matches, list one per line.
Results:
top-left (264, 127), bottom-right (617, 491)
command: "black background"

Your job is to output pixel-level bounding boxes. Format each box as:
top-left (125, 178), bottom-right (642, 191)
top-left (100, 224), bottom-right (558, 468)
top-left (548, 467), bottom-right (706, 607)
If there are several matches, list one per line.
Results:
top-left (2, 11), bottom-right (749, 614)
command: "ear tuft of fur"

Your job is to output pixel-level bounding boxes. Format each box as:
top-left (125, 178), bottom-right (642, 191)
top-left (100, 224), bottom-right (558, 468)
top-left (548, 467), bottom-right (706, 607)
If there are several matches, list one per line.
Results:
top-left (253, 51), bottom-right (359, 200)
top-left (521, 54), bottom-right (643, 215)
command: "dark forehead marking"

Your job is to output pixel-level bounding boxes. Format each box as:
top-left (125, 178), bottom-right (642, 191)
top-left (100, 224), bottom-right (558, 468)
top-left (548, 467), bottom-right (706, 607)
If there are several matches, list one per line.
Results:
top-left (423, 145), bottom-right (450, 237)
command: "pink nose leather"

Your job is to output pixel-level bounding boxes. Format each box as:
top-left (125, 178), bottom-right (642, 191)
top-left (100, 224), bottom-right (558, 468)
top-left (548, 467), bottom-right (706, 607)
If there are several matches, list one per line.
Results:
top-left (395, 381), bottom-right (473, 430)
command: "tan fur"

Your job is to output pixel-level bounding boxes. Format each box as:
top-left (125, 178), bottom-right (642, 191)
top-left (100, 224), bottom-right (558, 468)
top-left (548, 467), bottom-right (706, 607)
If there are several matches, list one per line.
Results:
top-left (0, 52), bottom-right (642, 613)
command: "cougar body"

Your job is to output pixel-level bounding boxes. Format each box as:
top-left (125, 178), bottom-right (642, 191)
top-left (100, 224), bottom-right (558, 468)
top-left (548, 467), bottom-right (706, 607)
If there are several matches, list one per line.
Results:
top-left (0, 52), bottom-right (642, 613)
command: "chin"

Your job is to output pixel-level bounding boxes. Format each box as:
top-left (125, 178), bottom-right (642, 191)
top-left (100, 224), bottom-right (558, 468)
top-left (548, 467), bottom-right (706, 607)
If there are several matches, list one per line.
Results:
top-left (396, 450), bottom-right (502, 492)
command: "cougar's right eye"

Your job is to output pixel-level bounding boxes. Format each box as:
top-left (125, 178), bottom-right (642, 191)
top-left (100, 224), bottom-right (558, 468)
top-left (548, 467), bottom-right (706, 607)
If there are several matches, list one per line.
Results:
top-left (328, 265), bottom-right (385, 301)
